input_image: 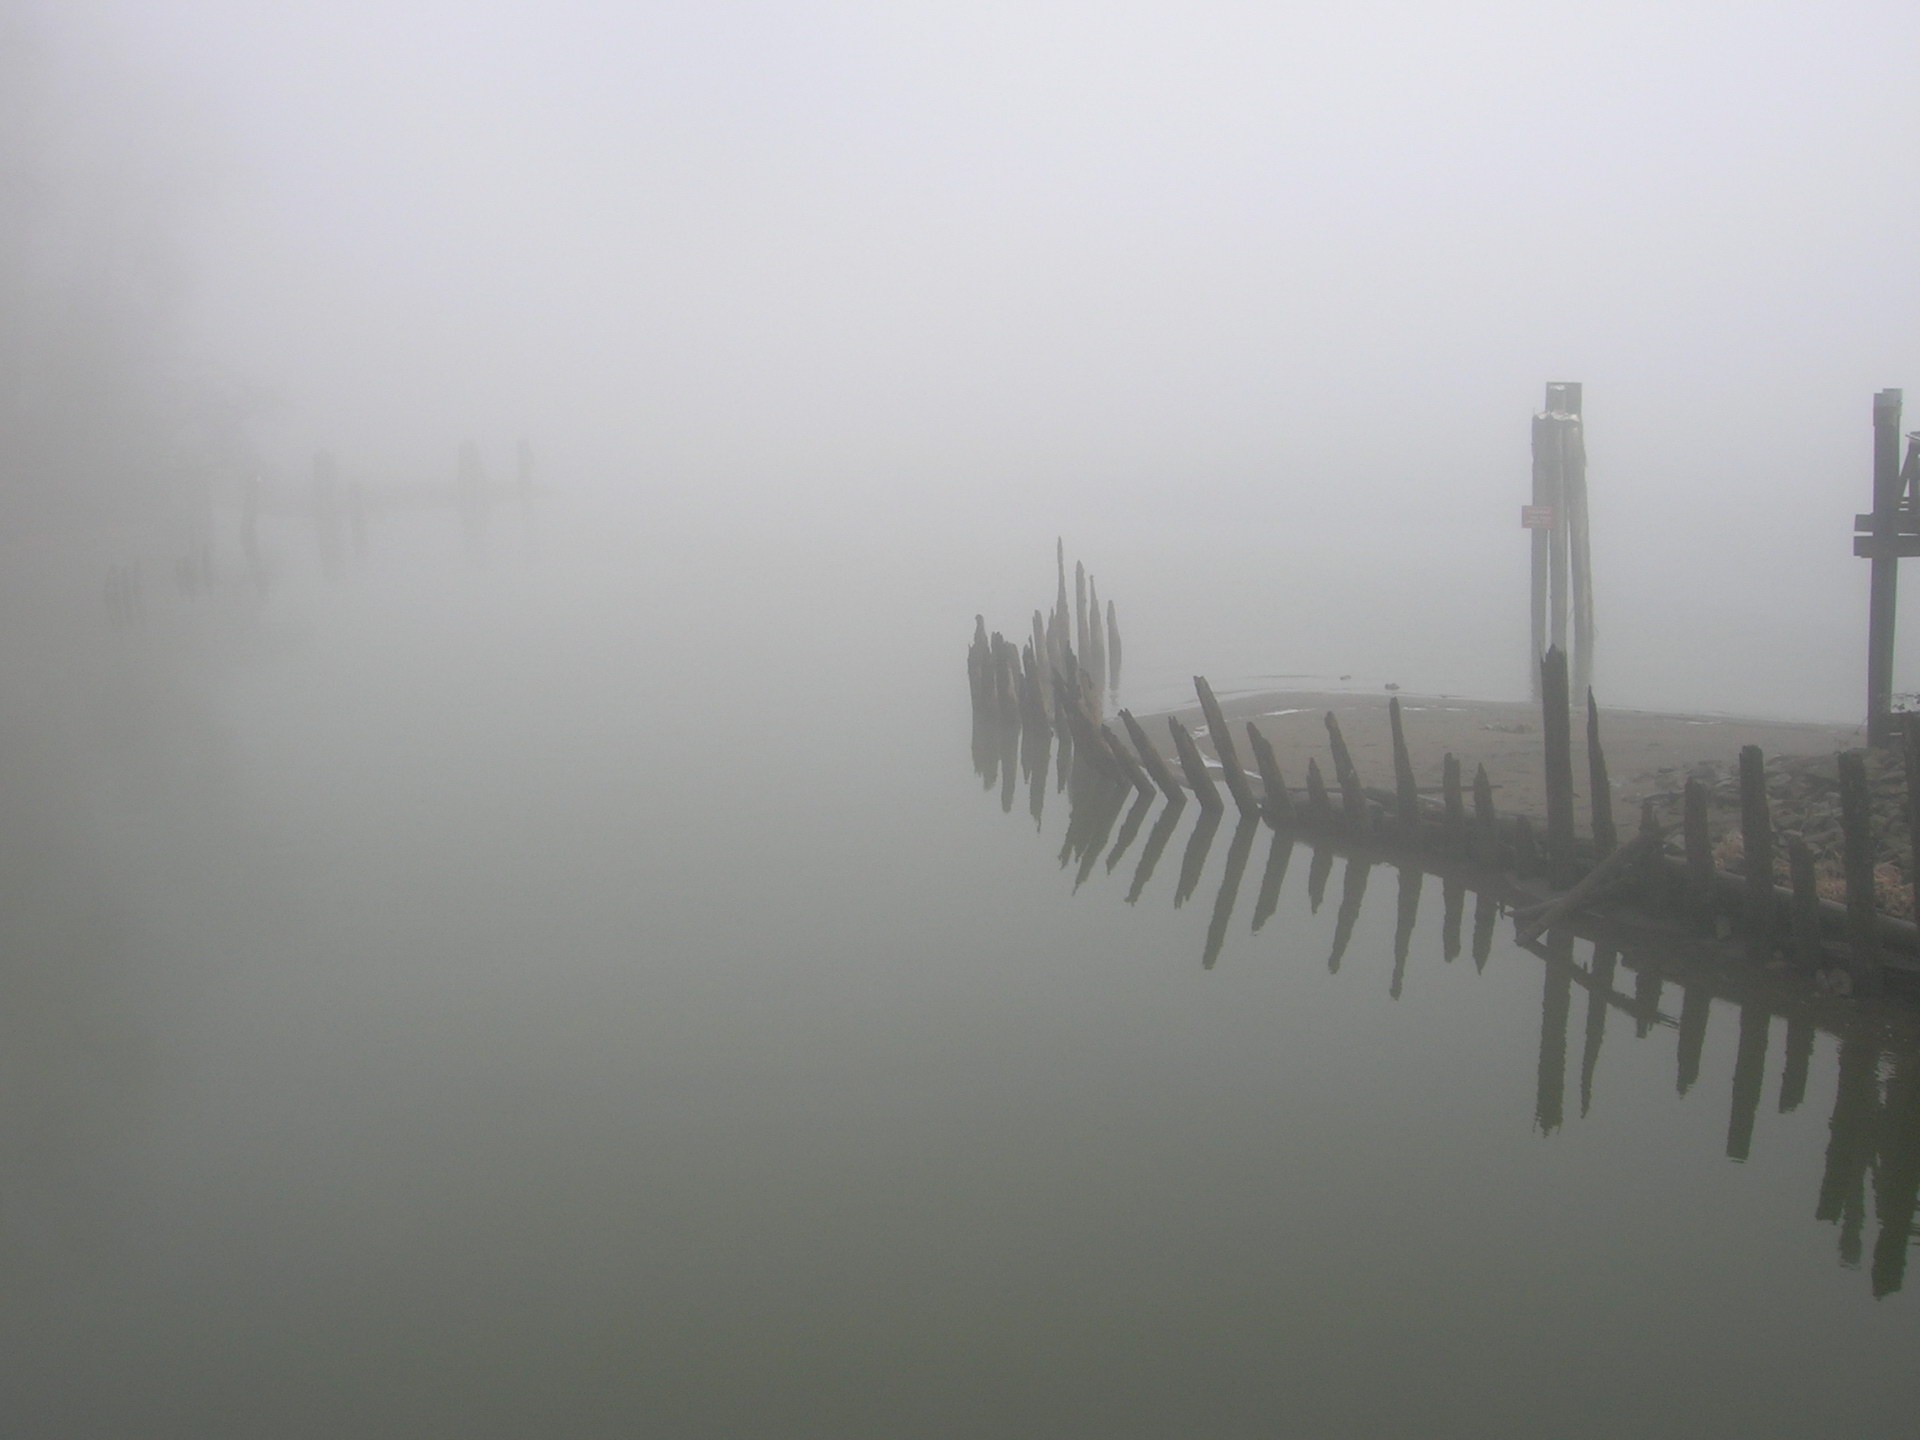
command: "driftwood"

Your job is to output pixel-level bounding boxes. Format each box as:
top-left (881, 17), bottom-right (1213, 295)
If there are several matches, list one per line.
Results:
top-left (1515, 828), bottom-right (1660, 944)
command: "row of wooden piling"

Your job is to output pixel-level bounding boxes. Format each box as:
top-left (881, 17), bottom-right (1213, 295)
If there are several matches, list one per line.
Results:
top-left (969, 601), bottom-right (1915, 999)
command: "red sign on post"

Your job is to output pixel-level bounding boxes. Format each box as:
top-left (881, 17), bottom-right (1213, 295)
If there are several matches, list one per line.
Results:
top-left (1521, 505), bottom-right (1556, 530)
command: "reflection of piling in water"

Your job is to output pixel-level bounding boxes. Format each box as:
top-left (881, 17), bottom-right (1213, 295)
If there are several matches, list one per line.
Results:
top-left (1631, 969), bottom-right (1662, 1038)
top-left (1203, 815), bottom-right (1259, 968)
top-left (1726, 1001), bottom-right (1770, 1161)
top-left (1252, 830), bottom-right (1293, 933)
top-left (1195, 677), bottom-right (1259, 816)
top-left (1306, 842), bottom-right (1334, 913)
top-left (1169, 718), bottom-right (1224, 814)
top-left (1127, 797), bottom-right (1187, 905)
top-left (1871, 1053), bottom-right (1920, 1297)
top-left (1391, 864), bottom-right (1422, 998)
top-left (1105, 790), bottom-right (1155, 873)
top-left (1442, 877), bottom-right (1464, 961)
top-left (1101, 724), bottom-right (1154, 798)
top-left (1676, 983), bottom-right (1710, 1095)
top-left (1838, 750), bottom-right (1883, 996)
top-left (1471, 890), bottom-right (1496, 969)
top-left (1535, 932), bottom-right (1574, 1134)
top-left (1818, 1037), bottom-right (1879, 1270)
top-left (1174, 807), bottom-right (1222, 909)
top-left (1073, 782), bottom-right (1129, 890)
top-left (1779, 1018), bottom-right (1813, 1113)
top-left (1580, 945), bottom-right (1617, 1116)
top-left (1027, 727), bottom-right (1050, 828)
top-left (1327, 855), bottom-right (1371, 972)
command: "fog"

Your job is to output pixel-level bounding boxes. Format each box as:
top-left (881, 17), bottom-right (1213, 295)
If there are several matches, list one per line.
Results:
top-left (9, 3), bottom-right (1920, 1434)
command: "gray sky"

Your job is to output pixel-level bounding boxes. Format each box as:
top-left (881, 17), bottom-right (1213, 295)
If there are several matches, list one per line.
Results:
top-left (35, 0), bottom-right (1920, 712)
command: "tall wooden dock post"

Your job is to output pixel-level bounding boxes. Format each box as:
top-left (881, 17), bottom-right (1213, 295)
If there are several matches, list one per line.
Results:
top-left (1859, 389), bottom-right (1910, 744)
top-left (1540, 647), bottom-right (1576, 881)
top-left (1527, 383), bottom-right (1594, 699)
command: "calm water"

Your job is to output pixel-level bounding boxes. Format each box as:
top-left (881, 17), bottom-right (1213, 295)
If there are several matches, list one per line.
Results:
top-left (6, 512), bottom-right (1920, 1437)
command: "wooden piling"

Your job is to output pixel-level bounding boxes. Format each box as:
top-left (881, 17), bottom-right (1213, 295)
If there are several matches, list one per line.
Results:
top-left (1739, 745), bottom-right (1776, 942)
top-left (1195, 677), bottom-right (1260, 815)
top-left (1586, 689), bottom-right (1616, 858)
top-left (1087, 576), bottom-right (1107, 693)
top-left (1323, 712), bottom-right (1367, 833)
top-left (1118, 708), bottom-right (1182, 801)
top-left (1540, 647), bottom-right (1575, 879)
top-left (1246, 723), bottom-right (1297, 829)
top-left (1442, 754), bottom-right (1466, 854)
top-left (1306, 758), bottom-right (1334, 826)
top-left (1472, 763), bottom-right (1497, 863)
top-left (1389, 697), bottom-right (1419, 831)
top-left (1683, 778), bottom-right (1714, 919)
top-left (1169, 718), bottom-right (1225, 814)
top-left (1837, 749), bottom-right (1883, 995)
top-left (1074, 560), bottom-right (1088, 661)
top-left (1787, 836), bottom-right (1824, 971)
top-left (1106, 600), bottom-right (1121, 690)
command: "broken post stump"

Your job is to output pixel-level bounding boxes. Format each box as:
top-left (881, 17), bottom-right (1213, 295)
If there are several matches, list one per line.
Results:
top-left (1389, 696), bottom-right (1419, 831)
top-left (1323, 712), bottom-right (1367, 833)
top-left (1118, 708), bottom-right (1182, 801)
top-left (1245, 722), bottom-right (1297, 829)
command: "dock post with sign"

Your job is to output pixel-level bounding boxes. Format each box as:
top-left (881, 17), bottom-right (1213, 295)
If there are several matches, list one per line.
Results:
top-left (1526, 383), bottom-right (1591, 698)
top-left (1855, 389), bottom-right (1920, 744)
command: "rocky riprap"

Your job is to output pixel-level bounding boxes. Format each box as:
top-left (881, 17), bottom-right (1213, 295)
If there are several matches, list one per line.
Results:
top-left (1636, 749), bottom-right (1916, 919)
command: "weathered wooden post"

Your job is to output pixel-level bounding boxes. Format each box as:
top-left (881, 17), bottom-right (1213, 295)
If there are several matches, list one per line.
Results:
top-left (1195, 677), bottom-right (1259, 816)
top-left (1169, 718), bottom-right (1225, 814)
top-left (1472, 763), bottom-right (1497, 863)
top-left (1324, 712), bottom-right (1367, 832)
top-left (1738, 745), bottom-right (1776, 943)
top-left (1683, 778), bottom-right (1715, 920)
top-left (1388, 697), bottom-right (1419, 831)
top-left (1305, 758), bottom-right (1334, 827)
top-left (1087, 576), bottom-right (1107, 693)
top-left (1586, 691), bottom-right (1616, 859)
top-left (1541, 647), bottom-right (1576, 880)
top-left (1245, 723), bottom-right (1297, 829)
top-left (1527, 383), bottom-right (1593, 698)
top-left (1442, 754), bottom-right (1466, 854)
top-left (1837, 749), bottom-right (1884, 995)
top-left (1106, 600), bottom-right (1121, 692)
top-left (1787, 836), bottom-right (1824, 971)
